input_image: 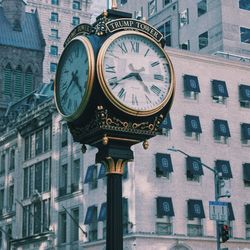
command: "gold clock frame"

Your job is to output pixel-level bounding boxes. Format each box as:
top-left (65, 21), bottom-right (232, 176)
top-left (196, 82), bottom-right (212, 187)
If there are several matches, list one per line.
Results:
top-left (97, 30), bottom-right (175, 117)
top-left (54, 36), bottom-right (95, 122)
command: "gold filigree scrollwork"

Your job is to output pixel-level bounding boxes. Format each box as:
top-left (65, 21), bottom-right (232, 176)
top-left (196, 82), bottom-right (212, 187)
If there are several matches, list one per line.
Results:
top-left (102, 157), bottom-right (127, 175)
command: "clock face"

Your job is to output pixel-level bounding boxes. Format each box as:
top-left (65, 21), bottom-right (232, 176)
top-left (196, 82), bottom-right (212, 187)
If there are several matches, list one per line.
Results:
top-left (97, 31), bottom-right (174, 116)
top-left (55, 36), bottom-right (94, 121)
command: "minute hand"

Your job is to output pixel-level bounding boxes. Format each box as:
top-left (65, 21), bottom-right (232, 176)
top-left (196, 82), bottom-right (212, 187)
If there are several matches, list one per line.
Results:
top-left (110, 73), bottom-right (136, 88)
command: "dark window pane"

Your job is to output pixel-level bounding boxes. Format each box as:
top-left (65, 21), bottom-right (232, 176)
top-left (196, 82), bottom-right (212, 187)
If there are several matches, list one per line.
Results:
top-left (35, 162), bottom-right (42, 193)
top-left (59, 212), bottom-right (67, 243)
top-left (199, 31), bottom-right (208, 49)
top-left (34, 202), bottom-right (42, 234)
top-left (239, 0), bottom-right (250, 11)
top-left (35, 130), bottom-right (43, 155)
top-left (241, 27), bottom-right (250, 43)
top-left (198, 0), bottom-right (207, 17)
top-left (43, 158), bottom-right (51, 192)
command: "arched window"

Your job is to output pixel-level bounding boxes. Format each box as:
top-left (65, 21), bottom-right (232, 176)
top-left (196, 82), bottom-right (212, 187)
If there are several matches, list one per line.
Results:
top-left (3, 63), bottom-right (12, 96)
top-left (24, 67), bottom-right (33, 95)
top-left (14, 65), bottom-right (23, 99)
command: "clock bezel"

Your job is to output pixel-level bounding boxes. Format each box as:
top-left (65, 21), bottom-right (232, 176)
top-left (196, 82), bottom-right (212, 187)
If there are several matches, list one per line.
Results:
top-left (54, 36), bottom-right (95, 122)
top-left (97, 30), bottom-right (175, 117)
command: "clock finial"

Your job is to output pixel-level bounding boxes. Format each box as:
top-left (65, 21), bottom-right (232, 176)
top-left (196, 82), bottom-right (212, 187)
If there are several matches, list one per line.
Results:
top-left (111, 0), bottom-right (118, 9)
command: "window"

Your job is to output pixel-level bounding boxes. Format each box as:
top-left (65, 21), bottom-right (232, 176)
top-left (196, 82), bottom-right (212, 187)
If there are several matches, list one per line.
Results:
top-left (123, 198), bottom-right (129, 235)
top-left (199, 31), bottom-right (208, 49)
top-left (59, 164), bottom-right (68, 196)
top-left (22, 199), bottom-right (50, 237)
top-left (51, 0), bottom-right (59, 5)
top-left (186, 156), bottom-right (204, 182)
top-left (72, 16), bottom-right (80, 26)
top-left (72, 0), bottom-right (81, 10)
top-left (14, 65), bottom-right (23, 99)
top-left (185, 115), bottom-right (202, 140)
top-left (159, 113), bottom-right (172, 136)
top-left (98, 203), bottom-right (107, 239)
top-left (180, 41), bottom-right (190, 50)
top-left (213, 119), bottom-right (231, 143)
top-left (215, 160), bottom-right (233, 180)
top-left (243, 163), bottom-right (250, 186)
top-left (50, 12), bottom-right (58, 22)
top-left (61, 123), bottom-right (68, 147)
top-left (241, 123), bottom-right (250, 144)
top-left (23, 158), bottom-right (51, 199)
top-left (50, 45), bottom-right (58, 56)
top-left (212, 80), bottom-right (228, 104)
top-left (156, 197), bottom-right (174, 235)
top-left (71, 208), bottom-right (79, 242)
top-left (24, 126), bottom-right (52, 160)
top-left (148, 0), bottom-right (157, 17)
top-left (24, 67), bottom-right (33, 95)
top-left (183, 75), bottom-right (200, 99)
top-left (187, 199), bottom-right (205, 236)
top-left (50, 29), bottom-right (58, 39)
top-left (155, 153), bottom-right (173, 178)
top-left (98, 163), bottom-right (106, 179)
top-left (0, 154), bottom-right (5, 176)
top-left (50, 63), bottom-right (57, 73)
top-left (121, 0), bottom-right (127, 5)
top-left (163, 0), bottom-right (171, 7)
top-left (179, 9), bottom-right (189, 27)
top-left (71, 159), bottom-right (80, 193)
top-left (8, 185), bottom-right (14, 211)
top-left (239, 84), bottom-right (250, 108)
top-left (84, 165), bottom-right (98, 190)
top-left (84, 206), bottom-right (98, 242)
top-left (241, 27), bottom-right (250, 43)
top-left (0, 189), bottom-right (4, 215)
top-left (246, 204), bottom-right (250, 239)
top-left (59, 212), bottom-right (67, 243)
top-left (240, 0), bottom-right (250, 11)
top-left (158, 20), bottom-right (171, 46)
top-left (3, 63), bottom-right (12, 96)
top-left (197, 0), bottom-right (207, 17)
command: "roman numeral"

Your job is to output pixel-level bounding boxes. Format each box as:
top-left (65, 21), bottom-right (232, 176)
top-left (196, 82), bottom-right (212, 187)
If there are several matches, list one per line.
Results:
top-left (145, 94), bottom-right (152, 104)
top-left (151, 61), bottom-right (160, 67)
top-left (105, 64), bottom-right (116, 73)
top-left (118, 42), bottom-right (128, 54)
top-left (144, 48), bottom-right (150, 57)
top-left (132, 94), bottom-right (138, 106)
top-left (131, 41), bottom-right (139, 53)
top-left (150, 85), bottom-right (161, 96)
top-left (75, 47), bottom-right (79, 57)
top-left (67, 99), bottom-right (72, 109)
top-left (117, 88), bottom-right (126, 100)
top-left (74, 100), bottom-right (78, 110)
top-left (68, 55), bottom-right (73, 64)
top-left (154, 74), bottom-right (164, 81)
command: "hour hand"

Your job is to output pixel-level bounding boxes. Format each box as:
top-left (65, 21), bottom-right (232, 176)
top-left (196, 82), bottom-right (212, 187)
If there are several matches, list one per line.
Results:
top-left (109, 73), bottom-right (135, 88)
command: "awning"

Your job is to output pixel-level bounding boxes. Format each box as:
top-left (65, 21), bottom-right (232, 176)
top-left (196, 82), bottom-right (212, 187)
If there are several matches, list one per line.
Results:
top-left (241, 123), bottom-right (250, 140)
top-left (187, 199), bottom-right (205, 219)
top-left (186, 156), bottom-right (204, 176)
top-left (98, 202), bottom-right (107, 221)
top-left (84, 165), bottom-right (96, 183)
top-left (98, 163), bottom-right (106, 179)
top-left (227, 202), bottom-right (235, 221)
top-left (159, 113), bottom-right (172, 129)
top-left (215, 160), bottom-right (233, 179)
top-left (157, 197), bottom-right (175, 217)
top-left (183, 75), bottom-right (200, 92)
top-left (185, 115), bottom-right (202, 133)
top-left (245, 204), bottom-right (250, 224)
top-left (84, 205), bottom-right (97, 224)
top-left (156, 153), bottom-right (173, 175)
top-left (214, 119), bottom-right (231, 137)
top-left (212, 80), bottom-right (229, 97)
top-left (243, 163), bottom-right (250, 182)
top-left (239, 84), bottom-right (250, 101)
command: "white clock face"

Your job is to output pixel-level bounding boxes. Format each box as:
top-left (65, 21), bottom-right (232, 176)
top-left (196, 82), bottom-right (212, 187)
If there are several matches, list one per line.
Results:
top-left (98, 31), bottom-right (173, 115)
top-left (55, 37), bottom-right (94, 120)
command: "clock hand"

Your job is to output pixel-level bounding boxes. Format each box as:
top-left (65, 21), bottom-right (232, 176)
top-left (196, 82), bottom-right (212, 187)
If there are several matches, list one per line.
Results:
top-left (134, 73), bottom-right (150, 93)
top-left (109, 72), bottom-right (136, 88)
top-left (62, 72), bottom-right (75, 100)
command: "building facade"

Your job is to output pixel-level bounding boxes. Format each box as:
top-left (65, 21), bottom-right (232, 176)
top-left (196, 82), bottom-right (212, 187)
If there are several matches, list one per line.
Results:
top-left (0, 0), bottom-right (45, 116)
top-left (25, 0), bottom-right (107, 84)
top-left (0, 47), bottom-right (250, 250)
top-left (118, 0), bottom-right (250, 60)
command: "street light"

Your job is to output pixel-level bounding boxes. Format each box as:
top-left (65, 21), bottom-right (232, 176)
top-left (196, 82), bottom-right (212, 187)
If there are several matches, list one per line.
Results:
top-left (168, 146), bottom-right (229, 250)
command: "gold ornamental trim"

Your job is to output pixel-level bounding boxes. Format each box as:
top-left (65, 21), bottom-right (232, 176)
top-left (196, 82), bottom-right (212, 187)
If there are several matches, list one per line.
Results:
top-left (96, 30), bottom-right (175, 117)
top-left (102, 157), bottom-right (128, 175)
top-left (54, 36), bottom-right (95, 122)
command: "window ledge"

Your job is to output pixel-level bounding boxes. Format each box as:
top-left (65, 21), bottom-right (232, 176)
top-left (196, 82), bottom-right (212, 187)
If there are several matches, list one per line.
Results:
top-left (55, 189), bottom-right (83, 202)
